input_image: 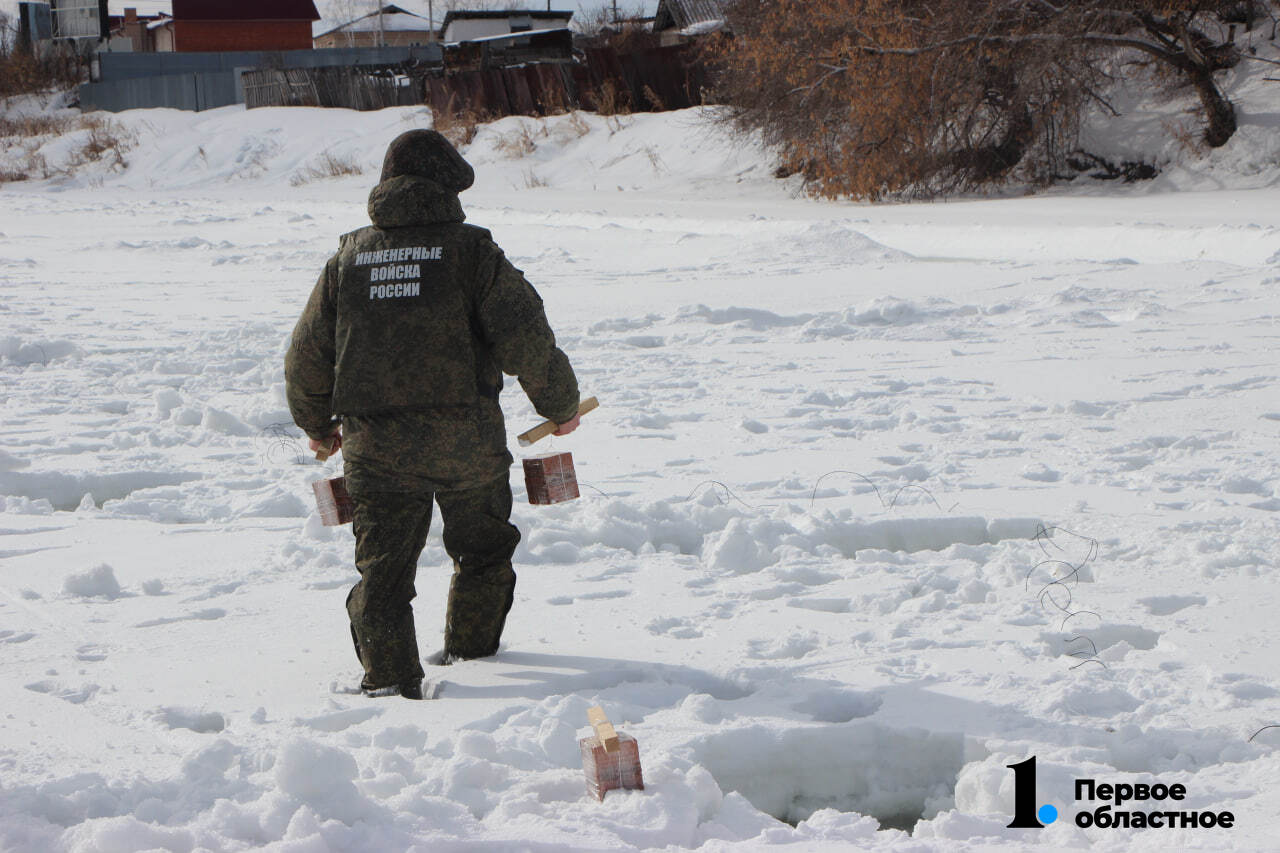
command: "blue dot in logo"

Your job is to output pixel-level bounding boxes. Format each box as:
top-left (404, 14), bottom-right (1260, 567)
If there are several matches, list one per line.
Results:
top-left (1038, 804), bottom-right (1058, 825)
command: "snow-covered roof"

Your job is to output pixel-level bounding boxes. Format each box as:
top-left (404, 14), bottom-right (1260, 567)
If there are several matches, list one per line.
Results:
top-left (652, 0), bottom-right (727, 32)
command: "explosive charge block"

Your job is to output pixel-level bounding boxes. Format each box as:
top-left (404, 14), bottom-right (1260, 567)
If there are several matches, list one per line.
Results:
top-left (580, 705), bottom-right (643, 801)
top-left (312, 476), bottom-right (354, 526)
top-left (581, 733), bottom-right (644, 801)
top-left (522, 451), bottom-right (579, 505)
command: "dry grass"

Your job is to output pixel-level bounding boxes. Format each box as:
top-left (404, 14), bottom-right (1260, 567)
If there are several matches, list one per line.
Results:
top-left (566, 111), bottom-right (591, 138)
top-left (641, 144), bottom-right (665, 173)
top-left (641, 84), bottom-right (667, 112)
top-left (1162, 117), bottom-right (1207, 159)
top-left (495, 121), bottom-right (538, 158)
top-left (432, 98), bottom-right (483, 148)
top-left (70, 115), bottom-right (137, 171)
top-left (539, 82), bottom-right (570, 116)
top-left (0, 113), bottom-right (78, 138)
top-left (594, 79), bottom-right (632, 117)
top-left (289, 151), bottom-right (364, 186)
top-left (0, 112), bottom-right (136, 183)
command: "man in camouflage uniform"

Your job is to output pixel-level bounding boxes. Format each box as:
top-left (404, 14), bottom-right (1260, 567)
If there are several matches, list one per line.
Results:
top-left (285, 130), bottom-right (581, 700)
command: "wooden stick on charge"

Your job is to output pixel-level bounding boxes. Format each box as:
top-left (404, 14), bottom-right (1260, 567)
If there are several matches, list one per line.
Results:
top-left (587, 705), bottom-right (620, 752)
top-left (518, 396), bottom-right (598, 447)
top-left (314, 435), bottom-right (339, 462)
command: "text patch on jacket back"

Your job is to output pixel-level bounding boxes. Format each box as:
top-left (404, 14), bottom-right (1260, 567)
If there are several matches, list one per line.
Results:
top-left (354, 246), bottom-right (444, 300)
top-left (332, 227), bottom-right (481, 414)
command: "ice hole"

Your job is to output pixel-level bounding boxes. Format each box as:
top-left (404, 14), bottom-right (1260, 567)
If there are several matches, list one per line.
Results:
top-left (694, 722), bottom-right (965, 833)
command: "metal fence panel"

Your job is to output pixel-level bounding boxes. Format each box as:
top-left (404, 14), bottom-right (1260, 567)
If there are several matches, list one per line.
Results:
top-left (79, 71), bottom-right (242, 113)
top-left (96, 46), bottom-right (443, 82)
top-left (82, 45), bottom-right (443, 113)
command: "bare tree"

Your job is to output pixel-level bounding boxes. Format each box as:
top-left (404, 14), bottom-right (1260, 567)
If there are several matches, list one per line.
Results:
top-left (0, 12), bottom-right (14, 59)
top-left (716, 0), bottom-right (1259, 199)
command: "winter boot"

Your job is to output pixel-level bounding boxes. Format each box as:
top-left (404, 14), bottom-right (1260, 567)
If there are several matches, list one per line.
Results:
top-left (441, 563), bottom-right (516, 661)
top-left (363, 679), bottom-right (424, 700)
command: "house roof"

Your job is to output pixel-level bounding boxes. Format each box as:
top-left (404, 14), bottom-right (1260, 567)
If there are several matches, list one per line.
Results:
top-left (441, 9), bottom-right (573, 29)
top-left (171, 0), bottom-right (320, 22)
top-left (450, 26), bottom-right (570, 45)
top-left (652, 0), bottom-right (728, 32)
top-left (314, 5), bottom-right (433, 38)
top-left (107, 1), bottom-right (172, 14)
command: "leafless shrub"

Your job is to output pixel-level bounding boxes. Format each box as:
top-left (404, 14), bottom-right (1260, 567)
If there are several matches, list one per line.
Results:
top-left (574, 3), bottom-right (660, 51)
top-left (522, 168), bottom-right (548, 188)
top-left (715, 0), bottom-right (1248, 200)
top-left (0, 47), bottom-right (83, 99)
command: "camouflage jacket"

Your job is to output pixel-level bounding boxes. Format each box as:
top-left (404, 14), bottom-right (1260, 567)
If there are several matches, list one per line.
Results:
top-left (284, 175), bottom-right (579, 491)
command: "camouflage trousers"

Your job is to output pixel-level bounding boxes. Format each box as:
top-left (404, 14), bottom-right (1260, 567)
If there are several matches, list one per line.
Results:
top-left (346, 475), bottom-right (520, 690)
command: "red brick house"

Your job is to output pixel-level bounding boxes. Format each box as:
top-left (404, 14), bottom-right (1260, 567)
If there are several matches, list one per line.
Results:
top-left (151, 0), bottom-right (321, 53)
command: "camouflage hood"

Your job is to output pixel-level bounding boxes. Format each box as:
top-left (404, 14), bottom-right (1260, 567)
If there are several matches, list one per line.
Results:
top-left (367, 175), bottom-right (466, 229)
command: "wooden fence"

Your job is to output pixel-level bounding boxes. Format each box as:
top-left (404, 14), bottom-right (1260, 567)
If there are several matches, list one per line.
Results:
top-left (243, 67), bottom-right (419, 110)
top-left (244, 44), bottom-right (714, 116)
top-left (422, 45), bottom-right (713, 117)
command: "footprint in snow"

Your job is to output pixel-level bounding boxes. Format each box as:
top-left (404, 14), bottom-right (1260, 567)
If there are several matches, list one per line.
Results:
top-left (1, 630), bottom-right (35, 644)
top-left (152, 707), bottom-right (226, 733)
top-left (299, 705), bottom-right (384, 732)
top-left (1138, 595), bottom-right (1206, 616)
top-left (576, 589), bottom-right (630, 601)
top-left (547, 589), bottom-right (630, 605)
top-left (746, 632), bottom-right (822, 660)
top-left (76, 643), bottom-right (108, 661)
top-left (134, 608), bottom-right (226, 628)
top-left (646, 617), bottom-right (703, 639)
top-left (787, 597), bottom-right (852, 614)
top-left (772, 566), bottom-right (840, 586)
top-left (25, 680), bottom-right (100, 704)
top-left (747, 583), bottom-right (807, 601)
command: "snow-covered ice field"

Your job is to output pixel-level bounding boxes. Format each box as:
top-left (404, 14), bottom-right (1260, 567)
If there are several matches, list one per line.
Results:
top-left (2, 92), bottom-right (1280, 851)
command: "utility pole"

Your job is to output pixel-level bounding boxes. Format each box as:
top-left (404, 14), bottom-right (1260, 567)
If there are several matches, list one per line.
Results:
top-left (377, 1), bottom-right (385, 47)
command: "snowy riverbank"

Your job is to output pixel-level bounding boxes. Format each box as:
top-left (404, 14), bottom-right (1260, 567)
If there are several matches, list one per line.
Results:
top-left (2, 85), bottom-right (1280, 851)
